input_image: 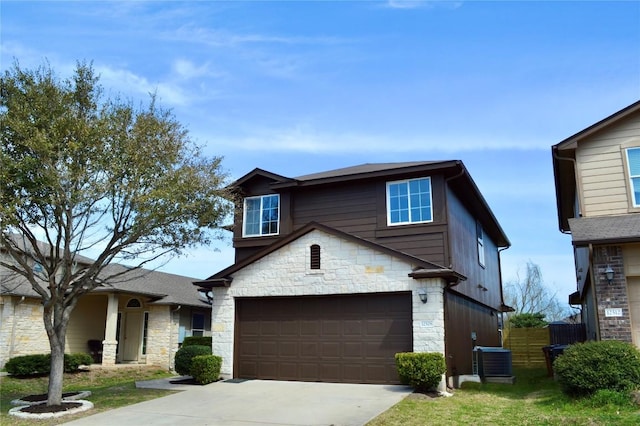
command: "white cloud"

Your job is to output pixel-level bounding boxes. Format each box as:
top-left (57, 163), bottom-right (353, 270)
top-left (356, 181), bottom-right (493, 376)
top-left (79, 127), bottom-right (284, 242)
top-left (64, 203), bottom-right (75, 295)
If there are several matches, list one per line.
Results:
top-left (218, 125), bottom-right (550, 154)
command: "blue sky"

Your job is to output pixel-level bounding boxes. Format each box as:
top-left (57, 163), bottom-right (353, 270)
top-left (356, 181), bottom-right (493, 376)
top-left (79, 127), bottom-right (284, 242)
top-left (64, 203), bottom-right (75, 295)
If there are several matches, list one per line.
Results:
top-left (2, 1), bottom-right (639, 306)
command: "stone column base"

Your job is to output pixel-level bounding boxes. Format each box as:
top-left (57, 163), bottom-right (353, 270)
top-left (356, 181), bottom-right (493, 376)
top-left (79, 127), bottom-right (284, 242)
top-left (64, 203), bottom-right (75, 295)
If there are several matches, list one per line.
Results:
top-left (101, 340), bottom-right (118, 365)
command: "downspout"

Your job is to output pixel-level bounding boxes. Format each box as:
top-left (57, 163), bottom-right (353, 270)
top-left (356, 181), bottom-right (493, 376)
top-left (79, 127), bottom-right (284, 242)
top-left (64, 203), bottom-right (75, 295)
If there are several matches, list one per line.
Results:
top-left (9, 296), bottom-right (26, 359)
top-left (170, 305), bottom-right (181, 371)
top-left (497, 247), bottom-right (509, 348)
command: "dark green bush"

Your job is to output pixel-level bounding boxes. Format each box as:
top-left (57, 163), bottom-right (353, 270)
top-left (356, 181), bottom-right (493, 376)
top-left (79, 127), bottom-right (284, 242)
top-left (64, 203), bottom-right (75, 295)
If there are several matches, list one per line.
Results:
top-left (6, 352), bottom-right (93, 376)
top-left (554, 340), bottom-right (640, 396)
top-left (182, 336), bottom-right (212, 348)
top-left (395, 352), bottom-right (446, 392)
top-left (5, 354), bottom-right (50, 376)
top-left (174, 344), bottom-right (211, 376)
top-left (65, 353), bottom-right (94, 372)
top-left (190, 354), bottom-right (222, 385)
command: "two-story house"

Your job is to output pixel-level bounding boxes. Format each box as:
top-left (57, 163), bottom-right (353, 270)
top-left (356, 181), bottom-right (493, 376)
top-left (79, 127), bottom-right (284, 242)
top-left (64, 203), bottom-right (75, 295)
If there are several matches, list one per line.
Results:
top-left (552, 99), bottom-right (640, 346)
top-left (195, 161), bottom-right (511, 387)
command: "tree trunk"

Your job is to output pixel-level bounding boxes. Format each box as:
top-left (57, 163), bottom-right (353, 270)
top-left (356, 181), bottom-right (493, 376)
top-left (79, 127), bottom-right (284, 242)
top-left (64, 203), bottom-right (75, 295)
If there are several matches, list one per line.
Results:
top-left (47, 343), bottom-right (65, 406)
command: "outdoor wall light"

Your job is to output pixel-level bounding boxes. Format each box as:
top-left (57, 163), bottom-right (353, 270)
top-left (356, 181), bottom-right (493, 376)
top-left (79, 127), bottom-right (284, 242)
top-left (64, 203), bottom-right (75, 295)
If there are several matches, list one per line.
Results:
top-left (417, 288), bottom-right (428, 304)
top-left (605, 266), bottom-right (615, 285)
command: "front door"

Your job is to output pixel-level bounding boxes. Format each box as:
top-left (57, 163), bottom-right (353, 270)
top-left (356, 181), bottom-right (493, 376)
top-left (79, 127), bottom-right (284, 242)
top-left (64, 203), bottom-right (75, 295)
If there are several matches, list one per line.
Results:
top-left (628, 277), bottom-right (640, 347)
top-left (123, 312), bottom-right (142, 362)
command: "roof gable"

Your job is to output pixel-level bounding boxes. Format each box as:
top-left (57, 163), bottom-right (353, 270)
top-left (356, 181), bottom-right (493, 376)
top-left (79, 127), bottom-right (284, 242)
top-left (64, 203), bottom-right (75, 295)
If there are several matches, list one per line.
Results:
top-left (555, 100), bottom-right (640, 151)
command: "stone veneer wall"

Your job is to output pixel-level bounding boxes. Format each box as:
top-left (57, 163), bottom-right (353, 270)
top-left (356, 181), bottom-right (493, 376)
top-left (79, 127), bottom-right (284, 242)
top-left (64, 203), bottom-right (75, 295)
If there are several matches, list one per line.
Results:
top-left (0, 296), bottom-right (50, 368)
top-left (593, 245), bottom-right (633, 342)
top-left (210, 229), bottom-right (446, 379)
top-left (144, 304), bottom-right (179, 369)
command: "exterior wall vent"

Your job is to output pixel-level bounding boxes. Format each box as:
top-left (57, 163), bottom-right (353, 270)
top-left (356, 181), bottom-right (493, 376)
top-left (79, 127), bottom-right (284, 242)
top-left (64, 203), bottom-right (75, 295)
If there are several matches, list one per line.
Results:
top-left (310, 244), bottom-right (321, 270)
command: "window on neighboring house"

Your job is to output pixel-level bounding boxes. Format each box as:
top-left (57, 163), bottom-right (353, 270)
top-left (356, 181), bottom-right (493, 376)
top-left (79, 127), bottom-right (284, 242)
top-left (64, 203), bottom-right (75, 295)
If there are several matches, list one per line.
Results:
top-left (310, 244), bottom-right (321, 269)
top-left (243, 194), bottom-right (280, 237)
top-left (387, 177), bottom-right (433, 225)
top-left (477, 221), bottom-right (485, 267)
top-left (192, 313), bottom-right (205, 337)
top-left (627, 148), bottom-right (640, 207)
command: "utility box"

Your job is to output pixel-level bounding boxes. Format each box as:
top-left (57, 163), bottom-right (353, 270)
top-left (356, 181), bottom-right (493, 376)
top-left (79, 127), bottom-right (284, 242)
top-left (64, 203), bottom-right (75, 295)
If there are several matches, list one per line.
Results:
top-left (473, 346), bottom-right (513, 377)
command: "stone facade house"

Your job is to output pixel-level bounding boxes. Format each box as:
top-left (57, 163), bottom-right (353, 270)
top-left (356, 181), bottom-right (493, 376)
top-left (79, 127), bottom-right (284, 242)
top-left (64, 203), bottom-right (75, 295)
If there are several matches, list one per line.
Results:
top-left (195, 161), bottom-right (511, 387)
top-left (0, 247), bottom-right (211, 370)
top-left (552, 99), bottom-right (640, 345)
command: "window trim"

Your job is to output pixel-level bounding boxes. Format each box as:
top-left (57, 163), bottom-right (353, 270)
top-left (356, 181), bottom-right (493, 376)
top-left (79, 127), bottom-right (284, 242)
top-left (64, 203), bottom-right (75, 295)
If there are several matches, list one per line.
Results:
top-left (626, 147), bottom-right (640, 208)
top-left (477, 221), bottom-right (485, 268)
top-left (192, 312), bottom-right (205, 337)
top-left (242, 194), bottom-right (280, 237)
top-left (386, 177), bottom-right (433, 226)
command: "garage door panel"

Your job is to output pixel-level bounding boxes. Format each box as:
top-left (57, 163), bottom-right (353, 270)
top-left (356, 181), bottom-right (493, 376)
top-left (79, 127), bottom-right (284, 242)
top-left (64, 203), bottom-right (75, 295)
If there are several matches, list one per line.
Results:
top-left (279, 342), bottom-right (298, 357)
top-left (320, 342), bottom-right (341, 358)
top-left (261, 341), bottom-right (278, 356)
top-left (235, 293), bottom-right (412, 384)
top-left (300, 320), bottom-right (319, 336)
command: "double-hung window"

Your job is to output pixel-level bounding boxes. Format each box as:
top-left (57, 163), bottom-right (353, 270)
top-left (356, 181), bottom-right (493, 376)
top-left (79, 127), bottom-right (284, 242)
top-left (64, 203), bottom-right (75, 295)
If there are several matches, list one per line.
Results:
top-left (627, 148), bottom-right (640, 207)
top-left (386, 177), bottom-right (433, 225)
top-left (243, 194), bottom-right (280, 236)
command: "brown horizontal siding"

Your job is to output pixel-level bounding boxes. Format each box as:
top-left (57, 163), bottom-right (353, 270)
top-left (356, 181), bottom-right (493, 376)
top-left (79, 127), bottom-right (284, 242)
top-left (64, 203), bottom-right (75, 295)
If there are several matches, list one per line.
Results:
top-left (377, 233), bottom-right (446, 266)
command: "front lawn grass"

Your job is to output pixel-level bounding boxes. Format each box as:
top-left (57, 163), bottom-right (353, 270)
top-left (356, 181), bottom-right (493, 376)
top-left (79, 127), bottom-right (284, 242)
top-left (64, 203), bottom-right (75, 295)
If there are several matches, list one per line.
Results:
top-left (368, 368), bottom-right (640, 426)
top-left (0, 365), bottom-right (176, 426)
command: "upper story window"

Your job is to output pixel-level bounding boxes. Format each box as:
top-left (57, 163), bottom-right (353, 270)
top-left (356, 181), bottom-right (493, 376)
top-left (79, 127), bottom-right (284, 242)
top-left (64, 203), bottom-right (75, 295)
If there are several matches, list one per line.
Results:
top-left (626, 148), bottom-right (640, 207)
top-left (386, 177), bottom-right (433, 226)
top-left (477, 221), bottom-right (485, 268)
top-left (243, 194), bottom-right (280, 237)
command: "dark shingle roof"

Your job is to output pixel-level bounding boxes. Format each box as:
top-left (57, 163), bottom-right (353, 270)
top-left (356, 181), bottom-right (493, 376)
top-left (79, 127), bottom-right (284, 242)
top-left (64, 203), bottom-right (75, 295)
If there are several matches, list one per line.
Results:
top-left (294, 162), bottom-right (443, 181)
top-left (0, 261), bottom-right (207, 307)
top-left (568, 215), bottom-right (640, 246)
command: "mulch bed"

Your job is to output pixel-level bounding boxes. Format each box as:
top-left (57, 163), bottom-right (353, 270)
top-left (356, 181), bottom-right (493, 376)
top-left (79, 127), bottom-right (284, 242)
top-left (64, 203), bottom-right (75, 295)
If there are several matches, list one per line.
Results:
top-left (20, 392), bottom-right (83, 402)
top-left (17, 402), bottom-right (83, 414)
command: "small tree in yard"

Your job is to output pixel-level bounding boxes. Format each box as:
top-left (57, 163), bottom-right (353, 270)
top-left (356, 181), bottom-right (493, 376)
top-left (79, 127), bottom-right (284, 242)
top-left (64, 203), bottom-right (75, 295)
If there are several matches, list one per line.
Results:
top-left (504, 261), bottom-right (572, 324)
top-left (0, 61), bottom-right (231, 407)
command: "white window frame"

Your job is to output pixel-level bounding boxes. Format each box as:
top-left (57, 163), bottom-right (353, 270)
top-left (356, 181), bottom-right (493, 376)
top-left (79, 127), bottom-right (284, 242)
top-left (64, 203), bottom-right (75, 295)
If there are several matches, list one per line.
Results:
top-left (386, 177), bottom-right (433, 226)
top-left (626, 147), bottom-right (640, 207)
top-left (191, 312), bottom-right (205, 337)
top-left (242, 194), bottom-right (280, 237)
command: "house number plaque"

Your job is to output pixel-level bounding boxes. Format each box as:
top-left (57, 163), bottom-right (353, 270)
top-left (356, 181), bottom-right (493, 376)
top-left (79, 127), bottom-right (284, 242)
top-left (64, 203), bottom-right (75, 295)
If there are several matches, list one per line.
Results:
top-left (604, 308), bottom-right (623, 317)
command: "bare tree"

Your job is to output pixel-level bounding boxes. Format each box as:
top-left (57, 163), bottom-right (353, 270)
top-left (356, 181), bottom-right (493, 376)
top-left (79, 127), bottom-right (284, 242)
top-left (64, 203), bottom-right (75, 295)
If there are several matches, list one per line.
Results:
top-left (1, 61), bottom-right (231, 406)
top-left (504, 261), bottom-right (572, 322)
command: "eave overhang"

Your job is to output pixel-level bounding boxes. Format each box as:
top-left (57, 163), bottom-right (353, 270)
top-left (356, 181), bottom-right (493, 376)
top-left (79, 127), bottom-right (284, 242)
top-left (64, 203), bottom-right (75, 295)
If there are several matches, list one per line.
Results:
top-left (408, 268), bottom-right (466, 286)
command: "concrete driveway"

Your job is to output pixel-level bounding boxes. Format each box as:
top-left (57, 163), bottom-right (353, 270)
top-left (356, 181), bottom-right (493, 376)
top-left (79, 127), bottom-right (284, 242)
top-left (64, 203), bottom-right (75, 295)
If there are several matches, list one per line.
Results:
top-left (63, 378), bottom-right (413, 426)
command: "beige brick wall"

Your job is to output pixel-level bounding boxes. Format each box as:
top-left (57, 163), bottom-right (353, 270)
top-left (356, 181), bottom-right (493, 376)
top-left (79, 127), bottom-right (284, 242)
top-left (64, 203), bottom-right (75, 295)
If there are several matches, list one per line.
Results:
top-left (0, 296), bottom-right (50, 368)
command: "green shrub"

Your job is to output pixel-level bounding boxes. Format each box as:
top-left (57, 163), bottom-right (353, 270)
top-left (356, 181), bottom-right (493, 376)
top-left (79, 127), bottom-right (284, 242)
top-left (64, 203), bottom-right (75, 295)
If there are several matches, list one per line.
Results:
top-left (554, 340), bottom-right (640, 396)
top-left (65, 353), bottom-right (94, 372)
top-left (182, 336), bottom-right (212, 348)
top-left (395, 352), bottom-right (446, 392)
top-left (174, 344), bottom-right (211, 376)
top-left (5, 354), bottom-right (50, 376)
top-left (190, 354), bottom-right (222, 384)
top-left (5, 352), bottom-right (92, 376)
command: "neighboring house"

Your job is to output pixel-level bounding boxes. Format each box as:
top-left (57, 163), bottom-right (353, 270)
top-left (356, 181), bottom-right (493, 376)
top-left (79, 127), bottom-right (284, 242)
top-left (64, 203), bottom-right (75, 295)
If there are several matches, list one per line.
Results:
top-left (0, 246), bottom-right (211, 370)
top-left (552, 99), bottom-right (640, 346)
top-left (194, 161), bottom-right (511, 386)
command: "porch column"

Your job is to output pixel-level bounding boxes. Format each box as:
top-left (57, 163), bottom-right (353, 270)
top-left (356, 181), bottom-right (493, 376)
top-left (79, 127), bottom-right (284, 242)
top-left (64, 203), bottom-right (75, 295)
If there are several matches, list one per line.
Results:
top-left (102, 293), bottom-right (119, 365)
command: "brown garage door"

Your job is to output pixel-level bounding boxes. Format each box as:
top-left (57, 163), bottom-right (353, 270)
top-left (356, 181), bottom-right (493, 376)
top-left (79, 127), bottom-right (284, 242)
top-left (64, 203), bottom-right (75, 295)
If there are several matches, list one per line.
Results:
top-left (235, 292), bottom-right (412, 384)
